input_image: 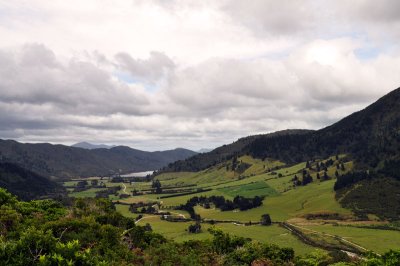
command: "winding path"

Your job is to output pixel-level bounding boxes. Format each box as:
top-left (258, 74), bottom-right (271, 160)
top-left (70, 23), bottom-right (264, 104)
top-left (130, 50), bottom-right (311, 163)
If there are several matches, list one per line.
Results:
top-left (135, 215), bottom-right (157, 224)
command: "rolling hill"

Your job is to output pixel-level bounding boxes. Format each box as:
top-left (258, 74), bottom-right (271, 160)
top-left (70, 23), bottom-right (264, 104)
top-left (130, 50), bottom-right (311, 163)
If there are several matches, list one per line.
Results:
top-left (160, 87), bottom-right (400, 173)
top-left (157, 87), bottom-right (400, 219)
top-left (158, 129), bottom-right (313, 172)
top-left (0, 140), bottom-right (197, 179)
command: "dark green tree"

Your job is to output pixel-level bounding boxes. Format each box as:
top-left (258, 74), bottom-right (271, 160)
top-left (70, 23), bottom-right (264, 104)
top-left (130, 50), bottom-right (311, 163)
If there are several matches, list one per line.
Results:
top-left (260, 214), bottom-right (272, 226)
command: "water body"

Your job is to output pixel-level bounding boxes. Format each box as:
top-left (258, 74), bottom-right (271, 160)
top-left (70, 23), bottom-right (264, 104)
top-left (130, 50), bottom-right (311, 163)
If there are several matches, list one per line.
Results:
top-left (121, 170), bottom-right (154, 177)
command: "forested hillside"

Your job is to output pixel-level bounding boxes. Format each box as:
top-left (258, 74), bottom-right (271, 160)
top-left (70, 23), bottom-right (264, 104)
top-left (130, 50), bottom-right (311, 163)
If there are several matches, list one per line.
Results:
top-left (160, 88), bottom-right (400, 173)
top-left (0, 140), bottom-right (196, 179)
top-left (157, 87), bottom-right (400, 219)
top-left (0, 162), bottom-right (65, 200)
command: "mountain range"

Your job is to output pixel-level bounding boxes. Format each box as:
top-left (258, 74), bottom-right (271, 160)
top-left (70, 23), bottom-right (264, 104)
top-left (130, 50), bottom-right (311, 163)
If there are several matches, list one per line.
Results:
top-left (71, 142), bottom-right (116, 149)
top-left (0, 141), bottom-right (197, 179)
top-left (1, 87), bottom-right (399, 205)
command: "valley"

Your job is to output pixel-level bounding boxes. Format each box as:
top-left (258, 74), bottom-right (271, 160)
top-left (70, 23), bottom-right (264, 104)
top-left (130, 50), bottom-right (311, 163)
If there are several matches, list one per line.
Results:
top-left (3, 2), bottom-right (400, 264)
top-left (2, 88), bottom-right (400, 265)
top-left (63, 153), bottom-right (400, 255)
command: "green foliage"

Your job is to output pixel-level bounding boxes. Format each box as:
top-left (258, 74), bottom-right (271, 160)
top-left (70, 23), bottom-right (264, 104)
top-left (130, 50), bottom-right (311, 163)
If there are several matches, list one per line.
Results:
top-left (0, 163), bottom-right (65, 200)
top-left (0, 188), bottom-right (17, 205)
top-left (208, 227), bottom-right (250, 254)
top-left (2, 187), bottom-right (400, 265)
top-left (16, 199), bottom-right (67, 222)
top-left (337, 177), bottom-right (400, 220)
top-left (224, 241), bottom-right (294, 265)
top-left (294, 250), bottom-right (333, 266)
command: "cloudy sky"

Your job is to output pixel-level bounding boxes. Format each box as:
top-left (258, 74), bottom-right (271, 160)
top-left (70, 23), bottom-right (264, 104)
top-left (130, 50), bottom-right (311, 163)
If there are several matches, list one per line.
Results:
top-left (0, 0), bottom-right (399, 151)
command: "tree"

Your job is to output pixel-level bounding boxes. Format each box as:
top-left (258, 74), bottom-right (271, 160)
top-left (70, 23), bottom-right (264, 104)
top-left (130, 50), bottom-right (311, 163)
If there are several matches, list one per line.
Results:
top-left (324, 171), bottom-right (329, 180)
top-left (302, 174), bottom-right (313, 185)
top-left (151, 179), bottom-right (162, 194)
top-left (76, 180), bottom-right (88, 188)
top-left (188, 223), bottom-right (201, 233)
top-left (144, 223), bottom-right (152, 231)
top-left (231, 156), bottom-right (238, 171)
top-left (260, 214), bottom-right (272, 226)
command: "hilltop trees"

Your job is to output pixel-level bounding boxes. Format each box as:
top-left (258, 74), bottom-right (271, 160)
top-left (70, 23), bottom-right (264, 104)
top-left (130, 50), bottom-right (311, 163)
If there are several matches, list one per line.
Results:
top-left (302, 170), bottom-right (313, 185)
top-left (334, 171), bottom-right (376, 191)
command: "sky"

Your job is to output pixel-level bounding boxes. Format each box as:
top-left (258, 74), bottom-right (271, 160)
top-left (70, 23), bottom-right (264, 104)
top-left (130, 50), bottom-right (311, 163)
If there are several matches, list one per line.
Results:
top-left (0, 0), bottom-right (399, 151)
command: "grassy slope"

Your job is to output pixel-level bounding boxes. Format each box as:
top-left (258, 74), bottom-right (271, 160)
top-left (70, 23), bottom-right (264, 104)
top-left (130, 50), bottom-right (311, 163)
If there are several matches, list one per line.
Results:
top-left (302, 224), bottom-right (400, 254)
top-left (136, 216), bottom-right (316, 255)
top-left (69, 188), bottom-right (105, 198)
top-left (64, 155), bottom-right (400, 253)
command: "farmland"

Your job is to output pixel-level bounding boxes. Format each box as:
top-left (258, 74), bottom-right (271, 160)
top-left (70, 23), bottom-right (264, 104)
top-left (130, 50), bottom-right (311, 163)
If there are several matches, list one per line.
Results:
top-left (63, 154), bottom-right (400, 255)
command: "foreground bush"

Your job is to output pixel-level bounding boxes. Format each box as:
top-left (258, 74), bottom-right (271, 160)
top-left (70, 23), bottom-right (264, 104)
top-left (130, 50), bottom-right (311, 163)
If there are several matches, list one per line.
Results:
top-left (1, 188), bottom-right (400, 265)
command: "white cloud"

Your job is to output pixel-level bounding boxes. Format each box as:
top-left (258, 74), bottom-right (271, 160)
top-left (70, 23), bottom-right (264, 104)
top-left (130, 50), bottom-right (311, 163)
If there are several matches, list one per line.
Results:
top-left (0, 1), bottom-right (399, 150)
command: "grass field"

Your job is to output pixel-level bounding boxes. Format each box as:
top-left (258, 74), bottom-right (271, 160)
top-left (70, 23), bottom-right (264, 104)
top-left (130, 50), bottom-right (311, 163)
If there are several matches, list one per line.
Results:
top-left (217, 181), bottom-right (277, 198)
top-left (115, 204), bottom-right (139, 219)
top-left (136, 216), bottom-right (317, 255)
top-left (69, 188), bottom-right (106, 198)
top-left (302, 224), bottom-right (400, 254)
top-left (62, 154), bottom-right (400, 254)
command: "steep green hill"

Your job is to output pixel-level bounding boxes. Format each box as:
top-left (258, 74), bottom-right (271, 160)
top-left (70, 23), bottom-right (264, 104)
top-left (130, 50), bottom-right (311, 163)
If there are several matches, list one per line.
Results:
top-left (160, 87), bottom-right (400, 173)
top-left (159, 129), bottom-right (313, 173)
top-left (248, 86), bottom-right (400, 168)
top-left (157, 87), bottom-right (400, 219)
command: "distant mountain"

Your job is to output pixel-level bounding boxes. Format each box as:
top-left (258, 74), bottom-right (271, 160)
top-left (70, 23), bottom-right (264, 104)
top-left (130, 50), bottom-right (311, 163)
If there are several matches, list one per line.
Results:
top-left (197, 148), bottom-right (213, 153)
top-left (72, 142), bottom-right (115, 149)
top-left (0, 162), bottom-right (65, 200)
top-left (0, 141), bottom-right (197, 179)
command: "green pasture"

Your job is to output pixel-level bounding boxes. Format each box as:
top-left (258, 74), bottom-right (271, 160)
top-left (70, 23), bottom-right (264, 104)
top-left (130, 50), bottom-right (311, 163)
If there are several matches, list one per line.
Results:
top-left (62, 153), bottom-right (395, 256)
top-left (302, 224), bottom-right (400, 254)
top-left (217, 181), bottom-right (277, 198)
top-left (69, 188), bottom-right (106, 198)
top-left (136, 216), bottom-right (316, 255)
